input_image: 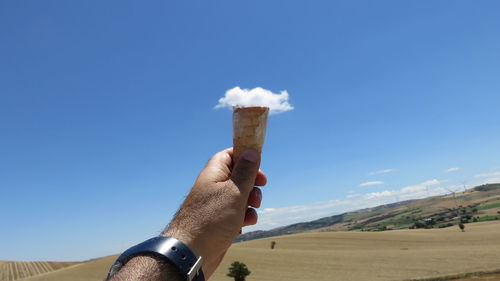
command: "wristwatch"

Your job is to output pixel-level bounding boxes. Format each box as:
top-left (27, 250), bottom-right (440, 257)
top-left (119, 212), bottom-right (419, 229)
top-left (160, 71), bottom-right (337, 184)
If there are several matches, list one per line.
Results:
top-left (105, 236), bottom-right (205, 281)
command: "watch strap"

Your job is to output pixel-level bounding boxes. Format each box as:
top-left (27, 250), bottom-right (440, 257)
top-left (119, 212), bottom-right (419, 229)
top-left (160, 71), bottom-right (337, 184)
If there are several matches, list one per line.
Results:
top-left (106, 236), bottom-right (204, 281)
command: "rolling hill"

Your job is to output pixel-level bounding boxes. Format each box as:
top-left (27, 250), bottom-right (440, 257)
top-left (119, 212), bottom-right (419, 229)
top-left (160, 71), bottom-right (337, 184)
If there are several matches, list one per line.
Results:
top-left (237, 183), bottom-right (500, 242)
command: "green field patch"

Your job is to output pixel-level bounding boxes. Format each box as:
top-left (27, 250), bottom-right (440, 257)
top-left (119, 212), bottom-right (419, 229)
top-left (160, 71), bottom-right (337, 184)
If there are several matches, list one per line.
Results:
top-left (349, 208), bottom-right (420, 231)
top-left (475, 183), bottom-right (500, 192)
top-left (477, 201), bottom-right (500, 210)
top-left (476, 215), bottom-right (500, 222)
top-left (343, 208), bottom-right (385, 221)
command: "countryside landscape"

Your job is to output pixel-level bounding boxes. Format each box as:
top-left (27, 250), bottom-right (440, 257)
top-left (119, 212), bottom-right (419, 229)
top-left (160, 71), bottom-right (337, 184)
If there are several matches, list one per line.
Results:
top-left (3, 183), bottom-right (500, 281)
top-left (3, 2), bottom-right (500, 281)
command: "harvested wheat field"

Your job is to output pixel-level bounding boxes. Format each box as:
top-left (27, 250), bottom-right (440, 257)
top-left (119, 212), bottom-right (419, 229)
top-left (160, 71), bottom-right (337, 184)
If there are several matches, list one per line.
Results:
top-left (210, 221), bottom-right (500, 281)
top-left (0, 261), bottom-right (80, 281)
top-left (15, 221), bottom-right (500, 281)
top-left (16, 256), bottom-right (117, 281)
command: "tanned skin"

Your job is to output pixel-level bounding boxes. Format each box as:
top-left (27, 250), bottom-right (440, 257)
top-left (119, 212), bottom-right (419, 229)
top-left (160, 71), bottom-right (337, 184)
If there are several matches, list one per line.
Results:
top-left (108, 148), bottom-right (266, 281)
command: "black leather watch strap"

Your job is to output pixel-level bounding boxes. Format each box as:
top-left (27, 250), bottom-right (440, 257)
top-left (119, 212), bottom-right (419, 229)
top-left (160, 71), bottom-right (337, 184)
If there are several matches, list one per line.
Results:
top-left (106, 236), bottom-right (204, 281)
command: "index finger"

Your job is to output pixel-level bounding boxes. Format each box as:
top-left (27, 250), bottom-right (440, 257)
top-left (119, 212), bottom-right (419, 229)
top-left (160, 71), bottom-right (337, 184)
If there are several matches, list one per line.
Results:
top-left (200, 147), bottom-right (234, 182)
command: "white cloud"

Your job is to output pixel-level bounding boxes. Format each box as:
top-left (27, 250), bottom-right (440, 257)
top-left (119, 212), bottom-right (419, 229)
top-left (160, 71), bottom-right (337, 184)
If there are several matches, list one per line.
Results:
top-left (250, 200), bottom-right (355, 230)
top-left (346, 190), bottom-right (361, 198)
top-left (363, 179), bottom-right (446, 200)
top-left (368, 169), bottom-right (394, 176)
top-left (402, 179), bottom-right (442, 192)
top-left (482, 177), bottom-right (500, 184)
top-left (474, 171), bottom-right (500, 178)
top-left (364, 190), bottom-right (395, 199)
top-left (215, 86), bottom-right (294, 114)
top-left (359, 181), bottom-right (384, 187)
top-left (257, 201), bottom-right (348, 216)
top-left (445, 167), bottom-right (460, 173)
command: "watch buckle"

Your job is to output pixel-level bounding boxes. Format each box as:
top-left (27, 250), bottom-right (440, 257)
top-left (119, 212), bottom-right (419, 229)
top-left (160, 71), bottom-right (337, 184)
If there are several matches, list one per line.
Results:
top-left (187, 256), bottom-right (203, 281)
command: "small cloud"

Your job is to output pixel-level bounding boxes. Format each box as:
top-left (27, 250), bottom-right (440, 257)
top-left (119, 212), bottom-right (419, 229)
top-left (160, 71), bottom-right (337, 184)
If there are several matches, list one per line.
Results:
top-left (251, 200), bottom-right (354, 231)
top-left (215, 86), bottom-right (294, 114)
top-left (445, 167), bottom-right (460, 173)
top-left (474, 171), bottom-right (500, 178)
top-left (400, 179), bottom-right (443, 193)
top-left (359, 181), bottom-right (384, 187)
top-left (346, 191), bottom-right (361, 198)
top-left (364, 190), bottom-right (395, 199)
top-left (368, 169), bottom-right (394, 176)
top-left (363, 179), bottom-right (447, 200)
top-left (256, 200), bottom-right (351, 221)
top-left (481, 177), bottom-right (500, 184)
top-left (260, 208), bottom-right (276, 214)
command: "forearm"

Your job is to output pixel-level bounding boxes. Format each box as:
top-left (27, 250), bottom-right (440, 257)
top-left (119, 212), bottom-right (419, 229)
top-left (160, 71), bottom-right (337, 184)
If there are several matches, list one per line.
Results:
top-left (106, 148), bottom-right (263, 281)
top-left (108, 255), bottom-right (183, 281)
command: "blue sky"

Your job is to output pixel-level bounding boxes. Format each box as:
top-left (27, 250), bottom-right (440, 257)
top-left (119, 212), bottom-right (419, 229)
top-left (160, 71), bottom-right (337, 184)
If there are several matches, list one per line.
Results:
top-left (1, 0), bottom-right (500, 261)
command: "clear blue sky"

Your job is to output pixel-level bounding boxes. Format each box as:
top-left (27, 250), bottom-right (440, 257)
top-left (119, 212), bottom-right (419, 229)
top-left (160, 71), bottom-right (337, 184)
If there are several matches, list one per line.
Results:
top-left (1, 0), bottom-right (499, 261)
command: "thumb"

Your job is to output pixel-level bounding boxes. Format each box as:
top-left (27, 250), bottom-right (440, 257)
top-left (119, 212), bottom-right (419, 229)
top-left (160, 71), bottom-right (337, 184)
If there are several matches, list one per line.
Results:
top-left (231, 149), bottom-right (261, 194)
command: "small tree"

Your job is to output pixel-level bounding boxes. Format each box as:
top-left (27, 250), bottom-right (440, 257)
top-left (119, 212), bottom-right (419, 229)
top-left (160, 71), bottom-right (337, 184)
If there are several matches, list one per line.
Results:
top-left (459, 223), bottom-right (465, 232)
top-left (270, 241), bottom-right (276, 249)
top-left (227, 261), bottom-right (251, 281)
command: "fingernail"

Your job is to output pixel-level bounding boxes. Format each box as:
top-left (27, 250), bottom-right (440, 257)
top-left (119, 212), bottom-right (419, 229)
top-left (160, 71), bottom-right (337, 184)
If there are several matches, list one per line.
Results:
top-left (242, 149), bottom-right (259, 163)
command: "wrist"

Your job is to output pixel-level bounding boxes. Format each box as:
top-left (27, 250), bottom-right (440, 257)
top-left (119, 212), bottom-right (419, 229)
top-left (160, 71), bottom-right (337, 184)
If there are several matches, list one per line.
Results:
top-left (162, 229), bottom-right (204, 260)
top-left (107, 236), bottom-right (205, 281)
top-left (109, 255), bottom-right (183, 281)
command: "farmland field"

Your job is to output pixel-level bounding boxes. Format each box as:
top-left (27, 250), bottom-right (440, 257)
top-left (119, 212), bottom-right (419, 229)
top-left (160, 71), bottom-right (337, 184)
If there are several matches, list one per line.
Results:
top-left (13, 221), bottom-right (500, 281)
top-left (210, 221), bottom-right (500, 281)
top-left (0, 261), bottom-right (80, 281)
top-left (15, 256), bottom-right (117, 281)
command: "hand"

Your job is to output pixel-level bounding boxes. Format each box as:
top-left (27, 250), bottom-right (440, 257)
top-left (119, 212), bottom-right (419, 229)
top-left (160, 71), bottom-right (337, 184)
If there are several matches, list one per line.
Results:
top-left (163, 147), bottom-right (266, 279)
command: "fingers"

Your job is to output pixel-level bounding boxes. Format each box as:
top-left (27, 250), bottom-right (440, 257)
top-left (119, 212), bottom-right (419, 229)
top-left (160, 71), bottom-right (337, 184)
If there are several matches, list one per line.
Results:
top-left (200, 148), bottom-right (233, 182)
top-left (231, 149), bottom-right (261, 195)
top-left (248, 187), bottom-right (262, 208)
top-left (206, 147), bottom-right (233, 171)
top-left (201, 148), bottom-right (266, 186)
top-left (255, 170), bottom-right (267, 186)
top-left (245, 187), bottom-right (262, 226)
top-left (243, 208), bottom-right (258, 226)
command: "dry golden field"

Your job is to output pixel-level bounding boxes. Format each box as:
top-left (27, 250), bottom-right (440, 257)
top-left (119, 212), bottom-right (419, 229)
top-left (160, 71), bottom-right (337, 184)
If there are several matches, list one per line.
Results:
top-left (16, 256), bottom-right (117, 281)
top-left (14, 221), bottom-right (500, 281)
top-left (0, 261), bottom-right (80, 281)
top-left (210, 221), bottom-right (500, 281)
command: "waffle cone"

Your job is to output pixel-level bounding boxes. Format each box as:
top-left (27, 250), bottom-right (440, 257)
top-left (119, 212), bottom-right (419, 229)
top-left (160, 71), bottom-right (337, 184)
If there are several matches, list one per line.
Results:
top-left (232, 106), bottom-right (269, 162)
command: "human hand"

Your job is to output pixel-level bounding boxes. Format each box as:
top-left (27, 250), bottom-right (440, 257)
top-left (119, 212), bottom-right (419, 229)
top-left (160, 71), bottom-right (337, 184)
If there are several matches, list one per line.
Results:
top-left (163, 147), bottom-right (266, 279)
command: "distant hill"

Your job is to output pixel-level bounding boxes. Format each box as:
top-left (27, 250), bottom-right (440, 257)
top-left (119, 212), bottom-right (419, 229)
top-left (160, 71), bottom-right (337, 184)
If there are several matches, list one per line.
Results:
top-left (237, 183), bottom-right (500, 242)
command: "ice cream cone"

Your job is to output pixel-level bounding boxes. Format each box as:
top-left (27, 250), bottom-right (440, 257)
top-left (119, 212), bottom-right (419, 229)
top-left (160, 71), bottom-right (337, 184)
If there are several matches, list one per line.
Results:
top-left (232, 106), bottom-right (269, 162)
